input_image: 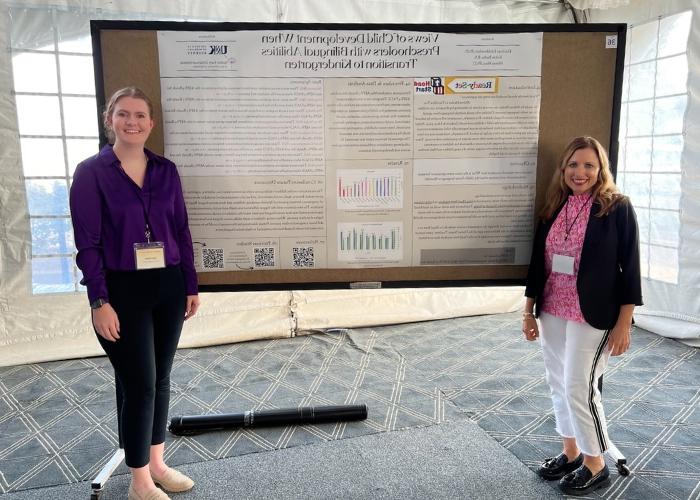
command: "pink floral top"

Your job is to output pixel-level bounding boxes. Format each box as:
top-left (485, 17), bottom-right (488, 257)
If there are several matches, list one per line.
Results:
top-left (541, 192), bottom-right (594, 323)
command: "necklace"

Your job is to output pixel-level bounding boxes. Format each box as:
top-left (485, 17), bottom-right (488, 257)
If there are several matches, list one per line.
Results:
top-left (563, 193), bottom-right (593, 241)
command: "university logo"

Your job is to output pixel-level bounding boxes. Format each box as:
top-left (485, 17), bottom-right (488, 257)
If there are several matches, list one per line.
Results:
top-left (209, 45), bottom-right (228, 55)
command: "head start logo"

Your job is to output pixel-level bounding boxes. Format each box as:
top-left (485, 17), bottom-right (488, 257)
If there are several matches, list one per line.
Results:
top-left (414, 77), bottom-right (445, 95)
top-left (446, 77), bottom-right (498, 94)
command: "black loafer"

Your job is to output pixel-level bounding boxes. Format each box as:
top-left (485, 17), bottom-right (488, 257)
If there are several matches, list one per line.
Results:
top-left (559, 464), bottom-right (611, 496)
top-left (537, 452), bottom-right (584, 480)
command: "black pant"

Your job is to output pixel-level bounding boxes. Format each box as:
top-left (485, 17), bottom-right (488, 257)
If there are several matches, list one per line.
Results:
top-left (96, 265), bottom-right (186, 468)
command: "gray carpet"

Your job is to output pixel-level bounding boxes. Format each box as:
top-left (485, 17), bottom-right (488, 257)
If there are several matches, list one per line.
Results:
top-left (0, 312), bottom-right (698, 499)
top-left (0, 419), bottom-right (561, 500)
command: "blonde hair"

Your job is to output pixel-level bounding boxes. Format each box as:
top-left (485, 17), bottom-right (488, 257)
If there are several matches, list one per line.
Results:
top-left (540, 136), bottom-right (623, 220)
top-left (102, 86), bottom-right (154, 142)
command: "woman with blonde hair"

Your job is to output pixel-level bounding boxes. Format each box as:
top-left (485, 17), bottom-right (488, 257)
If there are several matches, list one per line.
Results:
top-left (70, 86), bottom-right (200, 499)
top-left (523, 136), bottom-right (642, 496)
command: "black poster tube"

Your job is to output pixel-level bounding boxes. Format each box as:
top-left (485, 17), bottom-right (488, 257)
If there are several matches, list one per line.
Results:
top-left (169, 404), bottom-right (368, 436)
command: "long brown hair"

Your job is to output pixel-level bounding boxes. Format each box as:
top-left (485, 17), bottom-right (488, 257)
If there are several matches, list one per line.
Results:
top-left (102, 86), bottom-right (154, 142)
top-left (540, 136), bottom-right (623, 220)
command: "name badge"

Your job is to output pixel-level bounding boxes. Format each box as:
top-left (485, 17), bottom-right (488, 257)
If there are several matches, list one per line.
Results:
top-left (552, 253), bottom-right (575, 275)
top-left (134, 242), bottom-right (166, 270)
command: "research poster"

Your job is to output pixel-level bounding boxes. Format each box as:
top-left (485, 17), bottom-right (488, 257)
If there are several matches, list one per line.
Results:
top-left (157, 30), bottom-right (542, 272)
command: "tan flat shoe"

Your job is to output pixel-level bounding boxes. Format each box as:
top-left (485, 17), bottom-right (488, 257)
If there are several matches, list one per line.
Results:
top-left (128, 482), bottom-right (171, 500)
top-left (151, 468), bottom-right (195, 492)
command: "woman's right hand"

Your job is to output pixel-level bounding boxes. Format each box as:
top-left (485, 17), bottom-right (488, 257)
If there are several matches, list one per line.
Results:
top-left (92, 303), bottom-right (120, 342)
top-left (522, 316), bottom-right (539, 341)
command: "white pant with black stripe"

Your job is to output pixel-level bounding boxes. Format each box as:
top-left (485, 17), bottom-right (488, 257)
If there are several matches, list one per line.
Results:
top-left (539, 312), bottom-right (611, 457)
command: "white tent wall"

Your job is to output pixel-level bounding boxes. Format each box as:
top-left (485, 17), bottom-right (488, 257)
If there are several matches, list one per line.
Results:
top-left (0, 0), bottom-right (572, 23)
top-left (589, 0), bottom-right (700, 346)
top-left (0, 0), bottom-right (695, 367)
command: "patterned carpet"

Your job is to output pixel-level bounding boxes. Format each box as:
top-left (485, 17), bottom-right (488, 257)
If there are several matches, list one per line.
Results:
top-left (0, 312), bottom-right (697, 499)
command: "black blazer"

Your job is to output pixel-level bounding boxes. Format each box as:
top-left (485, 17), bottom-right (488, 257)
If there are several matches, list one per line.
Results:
top-left (525, 196), bottom-right (643, 330)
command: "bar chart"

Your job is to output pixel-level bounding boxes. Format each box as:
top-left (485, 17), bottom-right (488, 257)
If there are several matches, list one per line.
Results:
top-left (337, 222), bottom-right (403, 262)
top-left (336, 168), bottom-right (404, 210)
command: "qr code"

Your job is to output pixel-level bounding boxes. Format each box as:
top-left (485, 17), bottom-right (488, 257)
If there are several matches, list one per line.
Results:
top-left (292, 247), bottom-right (315, 268)
top-left (253, 247), bottom-right (275, 268)
top-left (202, 247), bottom-right (224, 269)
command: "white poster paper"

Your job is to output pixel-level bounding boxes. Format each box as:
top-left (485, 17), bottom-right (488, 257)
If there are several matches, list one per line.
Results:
top-left (157, 30), bottom-right (543, 272)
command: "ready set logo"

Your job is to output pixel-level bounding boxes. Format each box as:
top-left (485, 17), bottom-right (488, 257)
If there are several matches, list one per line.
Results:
top-left (446, 77), bottom-right (499, 94)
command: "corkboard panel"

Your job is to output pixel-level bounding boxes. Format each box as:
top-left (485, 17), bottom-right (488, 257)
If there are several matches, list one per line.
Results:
top-left (536, 31), bottom-right (619, 219)
top-left (99, 30), bottom-right (164, 153)
top-left (94, 23), bottom-right (624, 290)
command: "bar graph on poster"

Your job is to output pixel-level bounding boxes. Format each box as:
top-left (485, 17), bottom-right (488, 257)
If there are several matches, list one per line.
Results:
top-left (337, 169), bottom-right (404, 210)
top-left (338, 222), bottom-right (403, 262)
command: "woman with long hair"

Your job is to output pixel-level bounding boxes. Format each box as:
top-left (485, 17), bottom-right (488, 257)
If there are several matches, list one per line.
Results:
top-left (523, 136), bottom-right (642, 496)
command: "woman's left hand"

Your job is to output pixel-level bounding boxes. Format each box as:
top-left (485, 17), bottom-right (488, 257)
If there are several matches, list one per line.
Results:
top-left (184, 295), bottom-right (200, 320)
top-left (607, 322), bottom-right (631, 356)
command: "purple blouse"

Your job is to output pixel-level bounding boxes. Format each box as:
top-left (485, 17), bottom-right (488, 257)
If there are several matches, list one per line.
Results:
top-left (70, 144), bottom-right (198, 303)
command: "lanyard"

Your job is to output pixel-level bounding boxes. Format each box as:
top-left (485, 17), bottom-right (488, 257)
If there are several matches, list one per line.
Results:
top-left (117, 160), bottom-right (154, 242)
top-left (563, 193), bottom-right (593, 241)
